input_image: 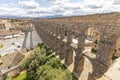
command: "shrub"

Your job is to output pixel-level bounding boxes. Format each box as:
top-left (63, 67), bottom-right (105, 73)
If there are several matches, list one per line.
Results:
top-left (91, 48), bottom-right (97, 53)
top-left (37, 65), bottom-right (72, 80)
top-left (22, 43), bottom-right (77, 80)
top-left (112, 54), bottom-right (119, 60)
top-left (0, 44), bottom-right (3, 48)
top-left (94, 40), bottom-right (98, 44)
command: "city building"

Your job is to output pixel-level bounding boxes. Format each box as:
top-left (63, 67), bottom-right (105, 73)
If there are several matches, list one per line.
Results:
top-left (0, 19), bottom-right (12, 30)
top-left (0, 52), bottom-right (24, 79)
top-left (0, 30), bottom-right (22, 39)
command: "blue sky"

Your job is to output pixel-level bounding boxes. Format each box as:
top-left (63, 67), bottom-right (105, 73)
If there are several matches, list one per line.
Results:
top-left (0, 0), bottom-right (120, 17)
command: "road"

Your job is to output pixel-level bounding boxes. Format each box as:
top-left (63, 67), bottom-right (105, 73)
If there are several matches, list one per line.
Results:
top-left (0, 30), bottom-right (42, 56)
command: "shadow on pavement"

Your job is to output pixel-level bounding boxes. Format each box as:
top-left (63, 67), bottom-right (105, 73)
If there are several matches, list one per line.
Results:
top-left (22, 31), bottom-right (28, 49)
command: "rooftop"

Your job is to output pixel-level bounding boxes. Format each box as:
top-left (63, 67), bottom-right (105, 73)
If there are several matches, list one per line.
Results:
top-left (0, 52), bottom-right (24, 70)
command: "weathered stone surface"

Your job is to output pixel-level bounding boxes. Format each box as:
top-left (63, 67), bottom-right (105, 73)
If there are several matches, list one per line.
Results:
top-left (40, 12), bottom-right (120, 24)
top-left (73, 56), bottom-right (85, 77)
top-left (88, 60), bottom-right (107, 80)
top-left (65, 48), bottom-right (73, 65)
top-left (32, 12), bottom-right (120, 80)
top-left (59, 43), bottom-right (66, 60)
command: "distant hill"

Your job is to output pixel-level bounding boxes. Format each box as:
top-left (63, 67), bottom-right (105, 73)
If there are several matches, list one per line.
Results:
top-left (0, 14), bottom-right (64, 19)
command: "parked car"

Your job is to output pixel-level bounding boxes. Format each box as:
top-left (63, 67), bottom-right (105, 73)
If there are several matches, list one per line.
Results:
top-left (12, 43), bottom-right (15, 45)
top-left (17, 46), bottom-right (21, 48)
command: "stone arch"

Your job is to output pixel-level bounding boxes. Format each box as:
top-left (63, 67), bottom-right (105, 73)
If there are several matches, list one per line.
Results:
top-left (71, 23), bottom-right (105, 79)
top-left (113, 37), bottom-right (120, 59)
top-left (33, 20), bottom-right (120, 80)
top-left (96, 27), bottom-right (120, 66)
top-left (71, 23), bottom-right (87, 78)
top-left (83, 23), bottom-right (106, 54)
top-left (64, 24), bottom-right (74, 66)
top-left (88, 27), bottom-right (120, 80)
top-left (52, 24), bottom-right (62, 55)
top-left (58, 24), bottom-right (69, 60)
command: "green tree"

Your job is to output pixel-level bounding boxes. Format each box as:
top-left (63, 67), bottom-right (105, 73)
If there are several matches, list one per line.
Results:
top-left (22, 46), bottom-right (47, 80)
top-left (46, 57), bottom-right (66, 69)
top-left (37, 65), bottom-right (72, 80)
top-left (94, 40), bottom-right (98, 44)
top-left (22, 43), bottom-right (77, 80)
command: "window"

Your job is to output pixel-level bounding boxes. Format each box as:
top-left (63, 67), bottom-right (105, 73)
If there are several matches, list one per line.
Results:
top-left (95, 45), bottom-right (97, 47)
top-left (114, 49), bottom-right (117, 52)
top-left (118, 48), bottom-right (120, 51)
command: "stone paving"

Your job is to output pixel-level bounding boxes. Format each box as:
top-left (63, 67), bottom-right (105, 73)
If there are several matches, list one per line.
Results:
top-left (0, 30), bottom-right (42, 56)
top-left (54, 46), bottom-right (120, 80)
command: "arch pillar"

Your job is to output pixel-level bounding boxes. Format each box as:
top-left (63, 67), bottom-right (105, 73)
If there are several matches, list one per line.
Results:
top-left (65, 48), bottom-right (73, 65)
top-left (54, 26), bottom-right (61, 55)
top-left (65, 29), bottom-right (73, 65)
top-left (88, 34), bottom-right (117, 80)
top-left (59, 26), bottom-right (66, 60)
top-left (59, 41), bottom-right (66, 60)
top-left (73, 33), bottom-right (86, 77)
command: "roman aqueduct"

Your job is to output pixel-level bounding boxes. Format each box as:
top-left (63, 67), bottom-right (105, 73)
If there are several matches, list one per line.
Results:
top-left (32, 12), bottom-right (120, 80)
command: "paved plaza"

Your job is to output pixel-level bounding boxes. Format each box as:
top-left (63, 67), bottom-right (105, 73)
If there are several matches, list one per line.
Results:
top-left (0, 30), bottom-right (42, 56)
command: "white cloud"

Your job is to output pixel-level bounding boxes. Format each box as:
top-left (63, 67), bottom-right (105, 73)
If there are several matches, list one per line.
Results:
top-left (0, 7), bottom-right (27, 17)
top-left (0, 0), bottom-right (120, 17)
top-left (83, 0), bottom-right (104, 8)
top-left (18, 0), bottom-right (39, 9)
top-left (113, 0), bottom-right (120, 5)
top-left (45, 0), bottom-right (69, 3)
top-left (44, 0), bottom-right (57, 2)
top-left (54, 0), bottom-right (69, 5)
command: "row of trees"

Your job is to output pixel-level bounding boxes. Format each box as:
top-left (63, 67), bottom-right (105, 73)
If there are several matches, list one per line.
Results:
top-left (22, 43), bottom-right (77, 80)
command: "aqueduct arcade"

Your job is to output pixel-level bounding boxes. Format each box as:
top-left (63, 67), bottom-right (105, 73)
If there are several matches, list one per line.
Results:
top-left (32, 12), bottom-right (120, 80)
